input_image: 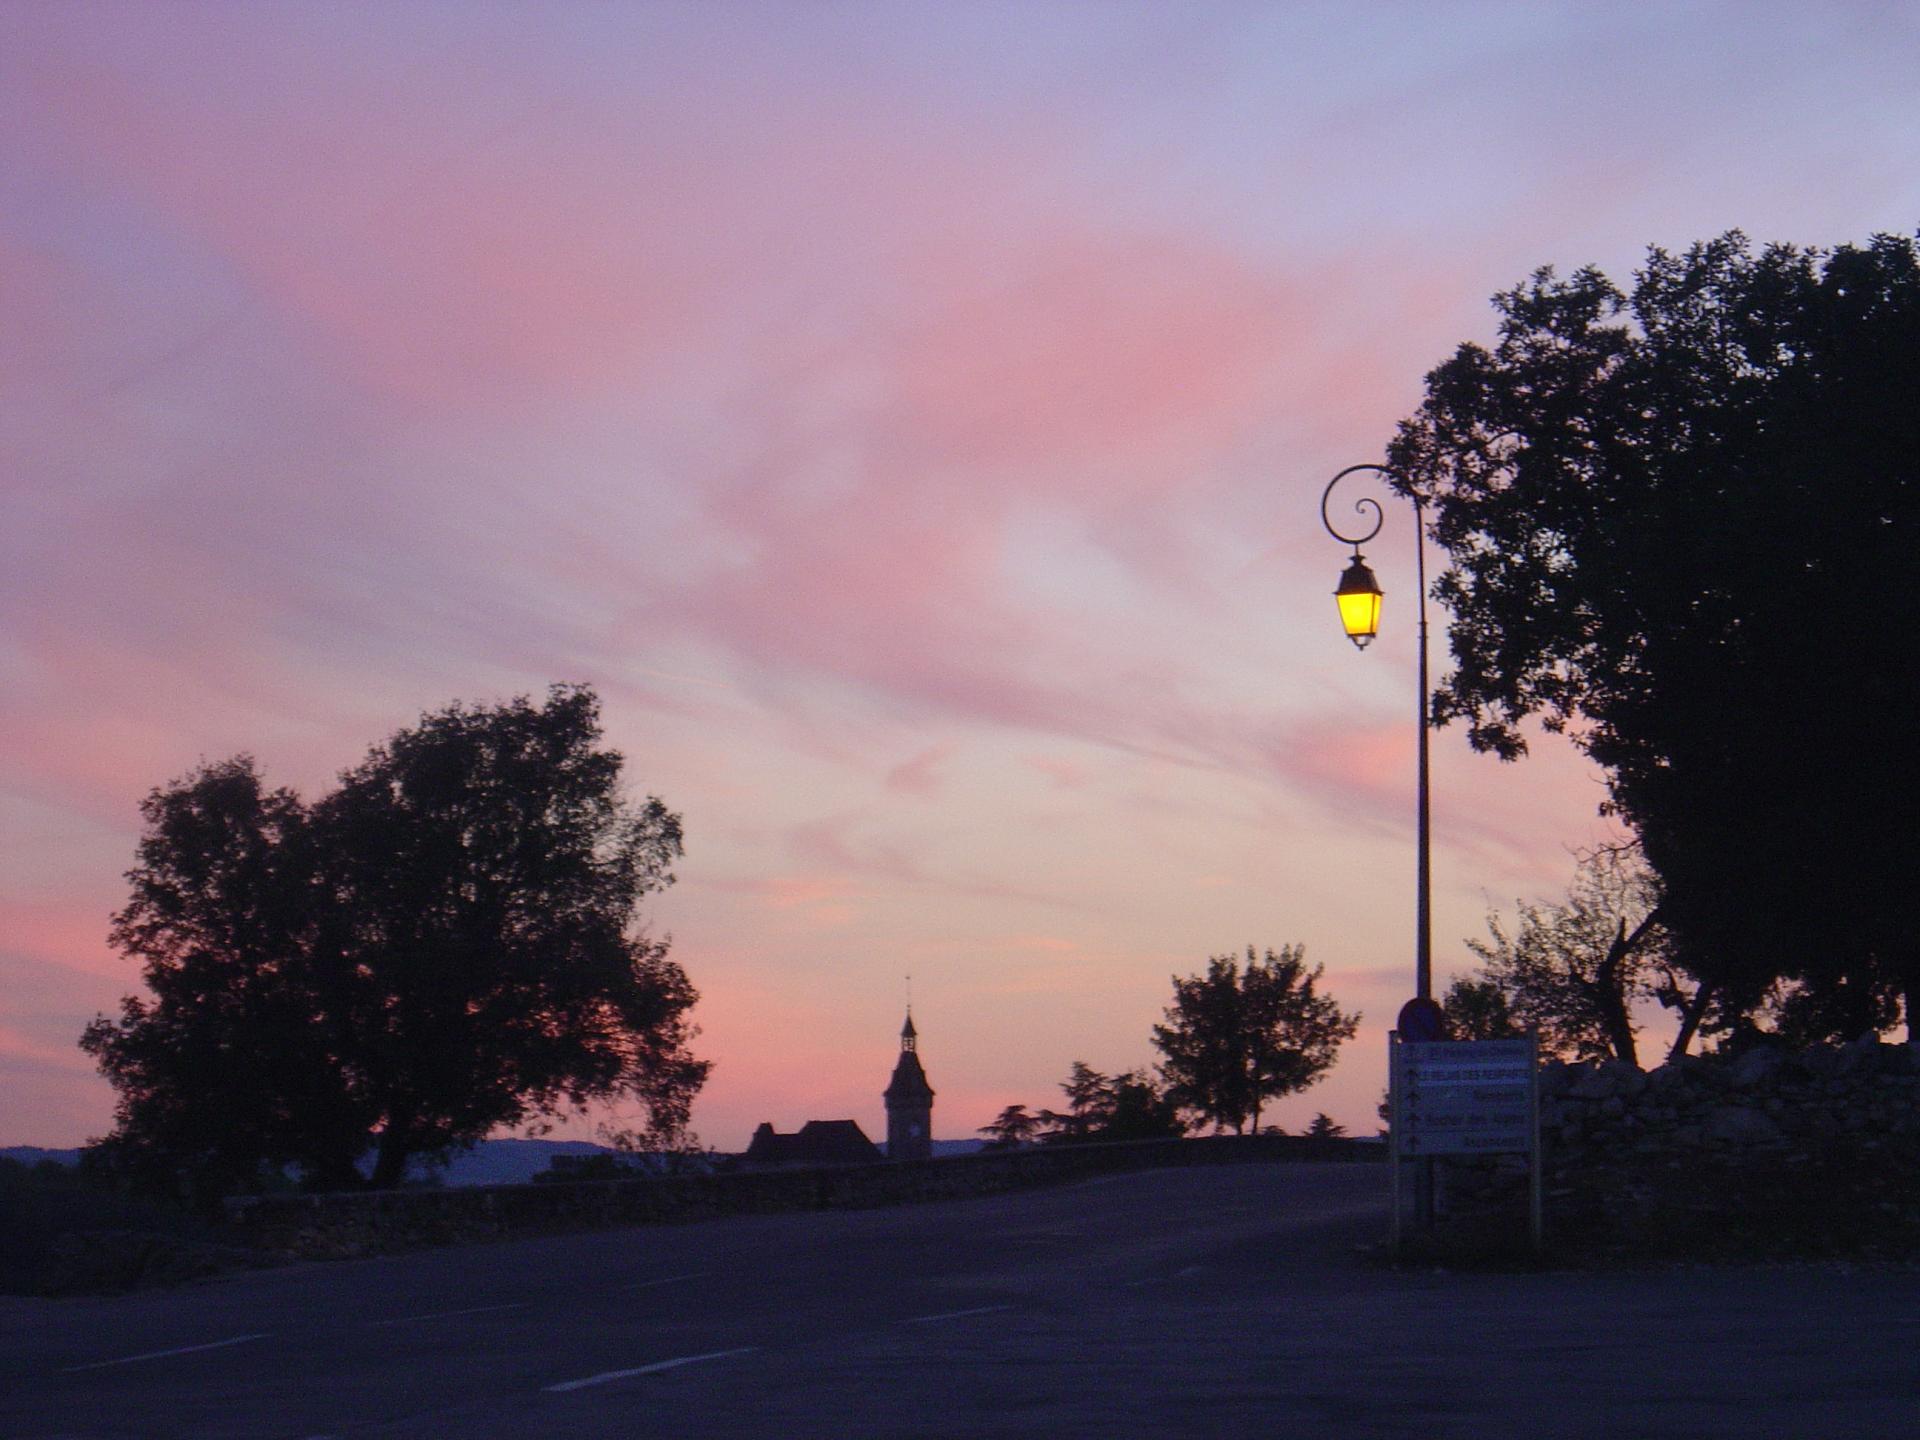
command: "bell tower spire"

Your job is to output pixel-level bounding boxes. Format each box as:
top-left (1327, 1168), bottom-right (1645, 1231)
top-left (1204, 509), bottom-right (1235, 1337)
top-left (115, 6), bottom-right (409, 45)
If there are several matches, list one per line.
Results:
top-left (884, 996), bottom-right (935, 1162)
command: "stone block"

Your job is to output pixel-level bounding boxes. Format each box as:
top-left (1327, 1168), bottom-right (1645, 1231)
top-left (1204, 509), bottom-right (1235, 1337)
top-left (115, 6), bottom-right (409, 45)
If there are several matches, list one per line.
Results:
top-left (1705, 1106), bottom-right (1783, 1147)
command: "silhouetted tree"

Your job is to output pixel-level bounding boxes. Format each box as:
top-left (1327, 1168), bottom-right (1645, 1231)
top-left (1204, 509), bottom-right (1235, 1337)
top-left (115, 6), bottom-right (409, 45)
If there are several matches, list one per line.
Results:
top-left (1038, 1061), bottom-right (1114, 1141)
top-left (1038, 1063), bottom-right (1183, 1143)
top-left (1463, 848), bottom-right (1669, 1065)
top-left (1766, 973), bottom-right (1902, 1049)
top-left (1389, 232), bottom-right (1920, 1037)
top-left (82, 686), bottom-right (709, 1203)
top-left (1304, 1113), bottom-right (1348, 1143)
top-left (1152, 946), bottom-right (1359, 1134)
top-left (1103, 1071), bottom-right (1185, 1141)
top-left (1439, 976), bottom-right (1521, 1042)
top-left (977, 1104), bottom-right (1042, 1149)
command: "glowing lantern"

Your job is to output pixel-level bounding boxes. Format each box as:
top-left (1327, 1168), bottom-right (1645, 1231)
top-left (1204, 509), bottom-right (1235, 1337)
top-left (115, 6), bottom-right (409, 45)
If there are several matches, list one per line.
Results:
top-left (1334, 552), bottom-right (1383, 649)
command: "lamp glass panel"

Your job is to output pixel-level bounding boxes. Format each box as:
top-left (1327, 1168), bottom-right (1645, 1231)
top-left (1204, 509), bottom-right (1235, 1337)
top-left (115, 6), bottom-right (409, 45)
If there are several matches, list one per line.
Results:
top-left (1337, 588), bottom-right (1381, 641)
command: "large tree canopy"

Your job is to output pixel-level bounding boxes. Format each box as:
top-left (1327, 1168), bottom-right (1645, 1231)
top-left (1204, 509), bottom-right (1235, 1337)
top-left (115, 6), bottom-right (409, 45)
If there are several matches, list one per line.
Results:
top-left (1389, 232), bottom-right (1920, 1031)
top-left (83, 685), bottom-right (708, 1200)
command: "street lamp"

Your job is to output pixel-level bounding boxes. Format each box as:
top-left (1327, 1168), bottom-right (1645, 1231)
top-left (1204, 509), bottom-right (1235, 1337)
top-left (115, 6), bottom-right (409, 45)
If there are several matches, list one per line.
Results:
top-left (1322, 462), bottom-right (1440, 1235)
top-left (1318, 463), bottom-right (1432, 1006)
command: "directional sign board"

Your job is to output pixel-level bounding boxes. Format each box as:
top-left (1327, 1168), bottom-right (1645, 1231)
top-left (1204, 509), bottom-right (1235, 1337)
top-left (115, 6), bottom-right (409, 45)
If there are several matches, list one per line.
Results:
top-left (1391, 1037), bottom-right (1537, 1157)
top-left (1387, 1032), bottom-right (1543, 1255)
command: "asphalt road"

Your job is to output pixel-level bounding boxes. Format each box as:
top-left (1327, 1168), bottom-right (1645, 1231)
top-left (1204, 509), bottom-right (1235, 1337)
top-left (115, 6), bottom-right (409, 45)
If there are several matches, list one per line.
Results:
top-left (1, 1162), bottom-right (1914, 1438)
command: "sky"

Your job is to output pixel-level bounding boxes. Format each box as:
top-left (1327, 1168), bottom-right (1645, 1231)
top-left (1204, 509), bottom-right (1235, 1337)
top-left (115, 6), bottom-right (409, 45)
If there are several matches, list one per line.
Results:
top-left (3, 2), bottom-right (1917, 1152)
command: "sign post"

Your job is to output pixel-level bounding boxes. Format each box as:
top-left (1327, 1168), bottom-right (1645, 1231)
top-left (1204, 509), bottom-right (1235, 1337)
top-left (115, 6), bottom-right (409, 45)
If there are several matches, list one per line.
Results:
top-left (1388, 1032), bottom-right (1542, 1255)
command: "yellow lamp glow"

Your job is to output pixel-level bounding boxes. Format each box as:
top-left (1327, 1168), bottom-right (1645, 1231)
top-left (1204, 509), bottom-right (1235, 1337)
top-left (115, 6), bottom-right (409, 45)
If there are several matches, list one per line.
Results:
top-left (1335, 553), bottom-right (1383, 649)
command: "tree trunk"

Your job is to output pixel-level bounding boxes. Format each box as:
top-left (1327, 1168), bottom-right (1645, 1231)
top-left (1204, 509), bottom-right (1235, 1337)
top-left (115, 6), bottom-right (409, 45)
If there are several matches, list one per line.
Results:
top-left (369, 1124), bottom-right (411, 1190)
top-left (1907, 973), bottom-right (1920, 1047)
top-left (1591, 917), bottom-right (1644, 1069)
top-left (1666, 983), bottom-right (1716, 1063)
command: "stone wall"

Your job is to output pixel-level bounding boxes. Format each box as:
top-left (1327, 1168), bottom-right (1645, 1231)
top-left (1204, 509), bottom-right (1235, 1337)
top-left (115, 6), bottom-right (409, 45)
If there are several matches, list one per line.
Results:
top-left (1542, 1034), bottom-right (1920, 1160)
top-left (1450, 1036), bottom-right (1920, 1260)
top-left (225, 1132), bottom-right (1378, 1259)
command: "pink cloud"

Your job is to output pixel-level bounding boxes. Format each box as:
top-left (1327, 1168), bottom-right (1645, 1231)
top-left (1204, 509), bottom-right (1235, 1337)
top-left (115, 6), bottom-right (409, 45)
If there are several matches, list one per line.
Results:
top-left (1024, 755), bottom-right (1092, 789)
top-left (8, 15), bottom-right (1472, 804)
top-left (757, 876), bottom-right (857, 913)
top-left (0, 1021), bottom-right (92, 1075)
top-left (782, 811), bottom-right (1079, 912)
top-left (0, 905), bottom-right (118, 979)
top-left (882, 233), bottom-right (1304, 480)
top-left (694, 874), bottom-right (863, 931)
top-left (590, 225), bottom-right (1486, 794)
top-left (5, 43), bottom-right (1399, 771)
top-left (1006, 935), bottom-right (1079, 954)
top-left (9, 33), bottom-right (698, 411)
top-left (1282, 719), bottom-right (1414, 818)
top-left (883, 743), bottom-right (954, 797)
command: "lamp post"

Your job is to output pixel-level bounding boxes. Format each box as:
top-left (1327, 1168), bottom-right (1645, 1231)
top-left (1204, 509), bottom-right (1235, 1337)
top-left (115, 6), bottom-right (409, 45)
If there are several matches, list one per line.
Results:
top-left (1319, 463), bottom-right (1433, 1007)
top-left (1321, 463), bottom-right (1439, 1233)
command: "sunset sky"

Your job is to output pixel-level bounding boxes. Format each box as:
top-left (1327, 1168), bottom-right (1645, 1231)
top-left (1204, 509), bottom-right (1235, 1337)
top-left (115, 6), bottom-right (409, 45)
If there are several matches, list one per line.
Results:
top-left (4, 3), bottom-right (1917, 1152)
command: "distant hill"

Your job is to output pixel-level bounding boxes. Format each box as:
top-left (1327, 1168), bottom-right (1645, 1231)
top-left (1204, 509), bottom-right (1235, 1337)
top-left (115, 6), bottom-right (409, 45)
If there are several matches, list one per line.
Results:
top-left (411, 1139), bottom-right (613, 1187)
top-left (1, 1146), bottom-right (82, 1169)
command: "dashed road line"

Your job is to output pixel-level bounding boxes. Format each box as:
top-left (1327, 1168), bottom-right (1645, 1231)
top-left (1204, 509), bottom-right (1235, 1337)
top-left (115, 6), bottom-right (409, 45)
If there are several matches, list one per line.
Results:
top-left (367, 1303), bottom-right (525, 1327)
top-left (903, 1304), bottom-right (1014, 1325)
top-left (61, 1334), bottom-right (272, 1373)
top-left (543, 1347), bottom-right (760, 1393)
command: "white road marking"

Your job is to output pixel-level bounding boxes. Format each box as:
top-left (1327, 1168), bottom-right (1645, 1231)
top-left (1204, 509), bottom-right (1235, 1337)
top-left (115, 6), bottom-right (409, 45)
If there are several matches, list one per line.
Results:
top-left (543, 1347), bottom-right (760, 1393)
top-left (903, 1304), bottom-right (1014, 1325)
top-left (630, 1272), bottom-right (708, 1289)
top-left (367, 1303), bottom-right (525, 1327)
top-left (61, 1333), bottom-right (271, 1373)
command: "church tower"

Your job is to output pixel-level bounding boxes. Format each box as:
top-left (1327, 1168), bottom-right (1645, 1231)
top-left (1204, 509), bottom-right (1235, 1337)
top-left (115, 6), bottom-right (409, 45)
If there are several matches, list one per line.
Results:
top-left (884, 1009), bottom-right (935, 1162)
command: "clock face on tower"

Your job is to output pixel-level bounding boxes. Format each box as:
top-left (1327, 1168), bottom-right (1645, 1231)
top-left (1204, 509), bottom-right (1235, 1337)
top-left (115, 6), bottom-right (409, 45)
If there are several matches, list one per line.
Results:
top-left (910, 1122), bottom-right (923, 1137)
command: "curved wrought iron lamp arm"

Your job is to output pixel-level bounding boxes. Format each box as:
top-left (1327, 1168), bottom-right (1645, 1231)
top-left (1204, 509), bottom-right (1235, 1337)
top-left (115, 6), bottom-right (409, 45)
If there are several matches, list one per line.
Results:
top-left (1320, 462), bottom-right (1393, 550)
